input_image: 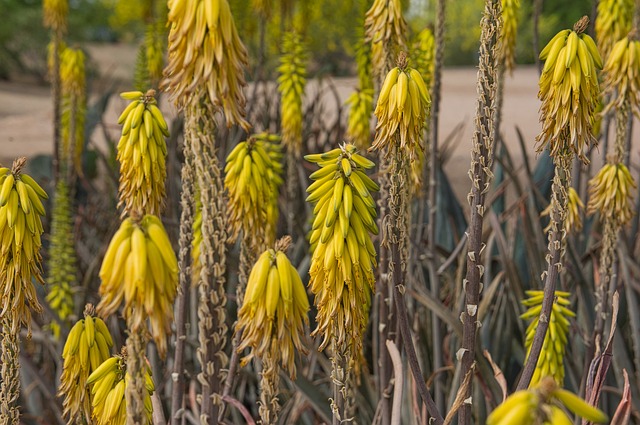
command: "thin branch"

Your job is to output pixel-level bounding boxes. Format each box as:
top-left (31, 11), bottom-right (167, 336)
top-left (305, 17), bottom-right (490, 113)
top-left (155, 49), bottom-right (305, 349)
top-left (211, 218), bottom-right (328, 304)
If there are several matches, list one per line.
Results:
top-left (385, 340), bottom-right (403, 425)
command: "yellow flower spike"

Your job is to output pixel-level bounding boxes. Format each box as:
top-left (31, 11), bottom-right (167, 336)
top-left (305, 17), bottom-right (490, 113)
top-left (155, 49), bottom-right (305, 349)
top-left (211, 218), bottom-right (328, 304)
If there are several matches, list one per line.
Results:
top-left (587, 161), bottom-right (636, 226)
top-left (235, 236), bottom-right (309, 378)
top-left (43, 0), bottom-right (68, 34)
top-left (364, 0), bottom-right (408, 78)
top-left (116, 89), bottom-right (168, 218)
top-left (224, 134), bottom-right (282, 247)
top-left (536, 16), bottom-right (602, 163)
top-left (96, 214), bottom-right (178, 358)
top-left (277, 32), bottom-right (307, 155)
top-left (305, 143), bottom-right (378, 372)
top-left (371, 54), bottom-right (431, 161)
top-left (0, 158), bottom-right (47, 335)
top-left (87, 348), bottom-right (154, 425)
top-left (59, 305), bottom-right (114, 425)
top-left (595, 0), bottom-right (634, 60)
top-left (163, 0), bottom-right (250, 130)
top-left (413, 28), bottom-right (436, 89)
top-left (521, 291), bottom-right (574, 386)
top-left (59, 47), bottom-right (86, 176)
top-left (499, 0), bottom-right (520, 73)
top-left (601, 35), bottom-right (640, 116)
top-left (345, 88), bottom-right (374, 150)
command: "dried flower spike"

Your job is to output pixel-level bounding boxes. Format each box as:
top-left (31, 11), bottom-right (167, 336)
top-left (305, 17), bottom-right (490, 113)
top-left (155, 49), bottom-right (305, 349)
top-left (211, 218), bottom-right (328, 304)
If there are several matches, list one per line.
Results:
top-left (536, 16), bottom-right (602, 162)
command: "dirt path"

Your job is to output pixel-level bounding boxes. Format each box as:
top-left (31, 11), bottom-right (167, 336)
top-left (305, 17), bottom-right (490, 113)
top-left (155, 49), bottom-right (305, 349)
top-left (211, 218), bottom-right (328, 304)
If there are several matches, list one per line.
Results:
top-left (0, 46), bottom-right (636, 200)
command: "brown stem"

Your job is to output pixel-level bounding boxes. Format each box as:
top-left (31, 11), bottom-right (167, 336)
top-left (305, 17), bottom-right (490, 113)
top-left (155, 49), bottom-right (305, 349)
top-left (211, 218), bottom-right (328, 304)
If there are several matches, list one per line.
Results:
top-left (428, 0), bottom-right (446, 412)
top-left (170, 143), bottom-right (196, 425)
top-left (516, 156), bottom-right (571, 391)
top-left (0, 316), bottom-right (20, 425)
top-left (458, 0), bottom-right (501, 422)
top-left (186, 100), bottom-right (228, 424)
top-left (125, 328), bottom-right (148, 425)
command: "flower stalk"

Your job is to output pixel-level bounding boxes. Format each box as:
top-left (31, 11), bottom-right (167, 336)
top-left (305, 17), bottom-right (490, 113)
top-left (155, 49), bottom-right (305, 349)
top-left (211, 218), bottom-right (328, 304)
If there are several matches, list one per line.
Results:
top-left (457, 0), bottom-right (501, 422)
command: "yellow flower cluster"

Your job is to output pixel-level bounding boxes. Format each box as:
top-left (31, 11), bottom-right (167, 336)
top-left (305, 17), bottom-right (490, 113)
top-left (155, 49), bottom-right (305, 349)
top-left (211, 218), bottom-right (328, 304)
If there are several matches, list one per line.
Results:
top-left (536, 17), bottom-right (603, 162)
top-left (277, 32), bottom-right (307, 154)
top-left (601, 36), bottom-right (640, 115)
top-left (587, 162), bottom-right (636, 225)
top-left (87, 350), bottom-right (155, 425)
top-left (0, 159), bottom-right (47, 334)
top-left (236, 240), bottom-right (309, 377)
top-left (224, 133), bottom-right (283, 247)
top-left (499, 0), bottom-right (520, 72)
top-left (371, 59), bottom-right (431, 159)
top-left (59, 308), bottom-right (114, 424)
top-left (521, 290), bottom-right (575, 386)
top-left (116, 90), bottom-right (169, 217)
top-left (305, 144), bottom-right (378, 362)
top-left (595, 0), bottom-right (634, 60)
top-left (163, 0), bottom-right (250, 130)
top-left (364, 0), bottom-right (407, 78)
top-left (96, 215), bottom-right (178, 357)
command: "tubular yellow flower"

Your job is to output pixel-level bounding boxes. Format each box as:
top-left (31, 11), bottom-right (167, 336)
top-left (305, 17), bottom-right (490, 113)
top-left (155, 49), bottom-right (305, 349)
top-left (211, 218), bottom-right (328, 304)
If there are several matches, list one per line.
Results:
top-left (499, 0), bottom-right (520, 73)
top-left (224, 134), bottom-right (282, 247)
top-left (96, 214), bottom-right (178, 358)
top-left (46, 180), bottom-right (77, 338)
top-left (305, 143), bottom-right (379, 365)
top-left (163, 0), bottom-right (250, 130)
top-left (59, 306), bottom-right (114, 424)
top-left (235, 238), bottom-right (309, 377)
top-left (371, 55), bottom-right (431, 160)
top-left (87, 349), bottom-right (155, 425)
top-left (537, 17), bottom-right (602, 162)
top-left (0, 158), bottom-right (48, 334)
top-left (277, 32), bottom-right (307, 155)
top-left (60, 47), bottom-right (86, 174)
top-left (587, 162), bottom-right (636, 226)
top-left (595, 0), bottom-right (634, 60)
top-left (43, 0), bottom-right (68, 33)
top-left (487, 377), bottom-right (608, 424)
top-left (116, 90), bottom-right (169, 217)
top-left (345, 88), bottom-right (374, 150)
top-left (521, 290), bottom-right (575, 386)
top-left (541, 186), bottom-right (584, 233)
top-left (364, 0), bottom-right (408, 78)
top-left (601, 35), bottom-right (640, 116)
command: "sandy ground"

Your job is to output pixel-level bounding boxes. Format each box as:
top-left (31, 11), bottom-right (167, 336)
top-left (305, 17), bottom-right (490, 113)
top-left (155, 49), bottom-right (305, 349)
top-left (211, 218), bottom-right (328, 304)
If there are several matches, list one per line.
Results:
top-left (1, 43), bottom-right (637, 201)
